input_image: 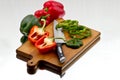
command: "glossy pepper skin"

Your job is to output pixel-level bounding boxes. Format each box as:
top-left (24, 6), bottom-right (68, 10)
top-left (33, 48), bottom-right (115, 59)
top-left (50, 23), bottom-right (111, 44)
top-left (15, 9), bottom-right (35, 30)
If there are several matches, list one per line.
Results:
top-left (43, 0), bottom-right (64, 9)
top-left (35, 35), bottom-right (56, 53)
top-left (28, 25), bottom-right (49, 44)
top-left (20, 35), bottom-right (28, 44)
top-left (20, 14), bottom-right (41, 36)
top-left (34, 9), bottom-right (47, 18)
top-left (43, 0), bottom-right (65, 19)
top-left (34, 0), bottom-right (65, 26)
top-left (34, 9), bottom-right (51, 26)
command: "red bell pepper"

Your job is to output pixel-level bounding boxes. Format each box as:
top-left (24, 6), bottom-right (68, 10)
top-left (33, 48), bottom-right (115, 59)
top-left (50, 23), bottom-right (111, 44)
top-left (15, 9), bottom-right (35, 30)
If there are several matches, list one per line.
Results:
top-left (43, 0), bottom-right (65, 19)
top-left (35, 35), bottom-right (56, 53)
top-left (34, 9), bottom-right (51, 26)
top-left (43, 0), bottom-right (64, 9)
top-left (34, 9), bottom-right (47, 18)
top-left (34, 1), bottom-right (65, 26)
top-left (28, 19), bottom-right (49, 44)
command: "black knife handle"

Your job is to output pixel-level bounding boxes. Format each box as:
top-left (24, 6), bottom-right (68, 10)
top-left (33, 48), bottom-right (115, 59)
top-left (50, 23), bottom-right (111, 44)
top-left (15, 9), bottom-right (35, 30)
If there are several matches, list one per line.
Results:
top-left (56, 43), bottom-right (66, 63)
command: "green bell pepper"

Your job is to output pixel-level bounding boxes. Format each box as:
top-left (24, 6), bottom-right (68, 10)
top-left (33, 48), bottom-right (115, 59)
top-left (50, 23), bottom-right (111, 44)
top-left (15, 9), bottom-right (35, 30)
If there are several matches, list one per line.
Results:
top-left (20, 14), bottom-right (41, 36)
top-left (20, 35), bottom-right (28, 44)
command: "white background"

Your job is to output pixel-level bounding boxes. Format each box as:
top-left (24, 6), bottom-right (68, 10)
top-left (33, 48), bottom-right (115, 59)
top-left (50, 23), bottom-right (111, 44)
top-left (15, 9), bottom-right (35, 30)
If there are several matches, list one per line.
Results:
top-left (0, 0), bottom-right (120, 80)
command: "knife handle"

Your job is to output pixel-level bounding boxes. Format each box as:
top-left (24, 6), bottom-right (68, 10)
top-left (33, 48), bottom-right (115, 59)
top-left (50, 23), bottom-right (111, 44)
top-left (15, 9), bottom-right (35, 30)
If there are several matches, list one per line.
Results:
top-left (56, 43), bottom-right (66, 63)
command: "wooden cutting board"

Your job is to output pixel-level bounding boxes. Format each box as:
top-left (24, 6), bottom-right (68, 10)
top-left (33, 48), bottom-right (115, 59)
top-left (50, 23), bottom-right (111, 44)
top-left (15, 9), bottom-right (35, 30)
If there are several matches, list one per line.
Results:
top-left (16, 18), bottom-right (101, 77)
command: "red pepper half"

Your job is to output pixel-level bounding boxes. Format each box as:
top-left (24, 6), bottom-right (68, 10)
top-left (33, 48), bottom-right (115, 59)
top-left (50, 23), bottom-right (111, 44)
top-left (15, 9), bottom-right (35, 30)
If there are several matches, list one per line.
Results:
top-left (35, 35), bottom-right (56, 53)
top-left (28, 25), bottom-right (49, 44)
top-left (28, 19), bottom-right (49, 44)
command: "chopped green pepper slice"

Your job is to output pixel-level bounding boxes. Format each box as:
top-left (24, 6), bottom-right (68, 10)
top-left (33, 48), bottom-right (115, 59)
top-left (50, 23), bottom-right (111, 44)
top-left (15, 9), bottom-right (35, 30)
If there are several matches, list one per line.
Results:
top-left (56, 20), bottom-right (91, 40)
top-left (66, 38), bottom-right (83, 49)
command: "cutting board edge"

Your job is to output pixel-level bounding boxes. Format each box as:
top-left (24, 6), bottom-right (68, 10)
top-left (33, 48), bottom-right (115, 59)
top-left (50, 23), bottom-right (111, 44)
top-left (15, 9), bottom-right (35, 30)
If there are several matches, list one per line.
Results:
top-left (61, 31), bottom-right (101, 72)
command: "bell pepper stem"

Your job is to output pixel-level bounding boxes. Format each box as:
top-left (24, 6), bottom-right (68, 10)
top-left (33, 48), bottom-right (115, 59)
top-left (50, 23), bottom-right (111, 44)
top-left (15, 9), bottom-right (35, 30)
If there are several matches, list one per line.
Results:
top-left (44, 8), bottom-right (48, 12)
top-left (41, 19), bottom-right (46, 30)
top-left (35, 19), bottom-right (46, 35)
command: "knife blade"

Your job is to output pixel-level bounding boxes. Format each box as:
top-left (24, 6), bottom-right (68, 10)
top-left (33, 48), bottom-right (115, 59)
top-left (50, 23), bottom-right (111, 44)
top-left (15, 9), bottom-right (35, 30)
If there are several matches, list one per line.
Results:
top-left (53, 20), bottom-right (66, 63)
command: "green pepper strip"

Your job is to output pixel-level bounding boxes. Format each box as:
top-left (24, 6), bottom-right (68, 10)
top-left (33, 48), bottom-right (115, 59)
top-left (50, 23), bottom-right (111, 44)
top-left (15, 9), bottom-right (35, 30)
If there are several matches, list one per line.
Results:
top-left (66, 38), bottom-right (83, 49)
top-left (54, 37), bottom-right (83, 49)
top-left (56, 20), bottom-right (91, 39)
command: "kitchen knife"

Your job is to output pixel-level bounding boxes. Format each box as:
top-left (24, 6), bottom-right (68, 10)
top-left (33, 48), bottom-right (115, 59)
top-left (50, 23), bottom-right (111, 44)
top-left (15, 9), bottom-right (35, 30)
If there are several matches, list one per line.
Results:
top-left (53, 20), bottom-right (66, 63)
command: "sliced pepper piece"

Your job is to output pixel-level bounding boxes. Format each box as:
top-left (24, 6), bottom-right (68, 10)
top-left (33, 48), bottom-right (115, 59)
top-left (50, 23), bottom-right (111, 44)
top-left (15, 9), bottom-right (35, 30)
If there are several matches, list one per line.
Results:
top-left (28, 19), bottom-right (49, 44)
top-left (35, 35), bottom-right (56, 53)
top-left (66, 38), bottom-right (83, 49)
top-left (56, 20), bottom-right (91, 39)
